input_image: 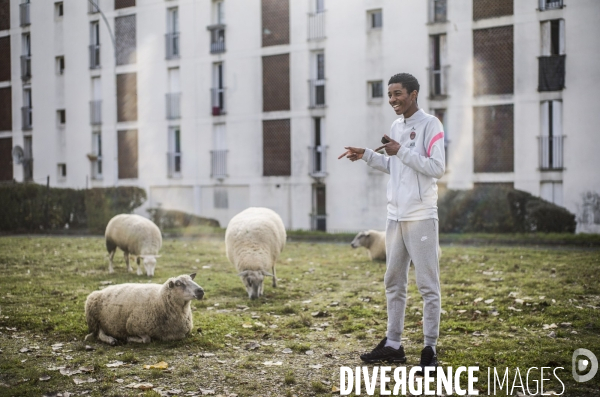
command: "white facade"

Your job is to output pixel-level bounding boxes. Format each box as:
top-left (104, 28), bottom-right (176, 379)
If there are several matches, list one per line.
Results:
top-left (1, 0), bottom-right (599, 233)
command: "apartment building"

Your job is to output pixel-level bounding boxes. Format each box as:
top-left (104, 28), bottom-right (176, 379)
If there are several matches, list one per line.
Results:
top-left (0, 0), bottom-right (598, 233)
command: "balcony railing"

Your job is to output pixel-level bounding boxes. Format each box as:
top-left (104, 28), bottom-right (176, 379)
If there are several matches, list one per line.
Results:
top-left (310, 214), bottom-right (327, 232)
top-left (539, 0), bottom-right (563, 10)
top-left (430, 0), bottom-right (447, 23)
top-left (166, 93), bottom-right (181, 119)
top-left (20, 55), bottom-right (31, 81)
top-left (207, 25), bottom-right (226, 54)
top-left (167, 152), bottom-right (182, 177)
top-left (88, 1), bottom-right (100, 13)
top-left (20, 2), bottom-right (30, 26)
top-left (23, 158), bottom-right (33, 182)
top-left (308, 12), bottom-right (326, 40)
top-left (428, 65), bottom-right (449, 98)
top-left (90, 100), bottom-right (102, 125)
top-left (538, 55), bottom-right (565, 92)
top-left (166, 32), bottom-right (180, 59)
top-left (91, 157), bottom-right (103, 180)
top-left (22, 106), bottom-right (32, 130)
top-left (211, 88), bottom-right (226, 116)
top-left (309, 145), bottom-right (327, 178)
top-left (89, 44), bottom-right (100, 69)
top-left (210, 150), bottom-right (227, 179)
top-left (309, 79), bottom-right (326, 108)
top-left (538, 135), bottom-right (564, 171)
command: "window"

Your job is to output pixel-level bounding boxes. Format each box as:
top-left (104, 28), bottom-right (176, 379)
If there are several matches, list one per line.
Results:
top-left (539, 0), bottom-right (563, 11)
top-left (167, 68), bottom-right (181, 119)
top-left (214, 0), bottom-right (225, 24)
top-left (211, 123), bottom-right (227, 179)
top-left (540, 182), bottom-right (563, 206)
top-left (56, 56), bottom-right (65, 75)
top-left (368, 9), bottom-right (382, 29)
top-left (57, 163), bottom-right (66, 180)
top-left (22, 88), bottom-right (32, 130)
top-left (429, 34), bottom-right (448, 97)
top-left (369, 81), bottom-right (383, 99)
top-left (117, 129), bottom-right (138, 179)
top-left (310, 117), bottom-right (326, 177)
top-left (168, 127), bottom-right (181, 177)
top-left (429, 0), bottom-right (447, 23)
top-left (21, 33), bottom-right (31, 80)
top-left (262, 0), bottom-right (289, 47)
top-left (308, 0), bottom-right (325, 40)
top-left (0, 87), bottom-right (11, 130)
top-left (0, 0), bottom-right (10, 31)
top-left (116, 73), bottom-right (137, 122)
top-left (263, 119), bottom-right (291, 176)
top-left (91, 77), bottom-right (102, 125)
top-left (166, 7), bottom-right (179, 59)
top-left (92, 132), bottom-right (103, 179)
top-left (262, 54), bottom-right (290, 112)
top-left (211, 63), bottom-right (225, 115)
top-left (309, 52), bottom-right (325, 108)
top-left (115, 15), bottom-right (136, 65)
top-left (90, 22), bottom-right (100, 68)
top-left (315, 0), bottom-right (324, 13)
top-left (473, 105), bottom-right (514, 173)
top-left (539, 100), bottom-right (563, 170)
top-left (57, 109), bottom-right (66, 126)
top-left (55, 2), bottom-right (63, 18)
top-left (473, 0), bottom-right (513, 21)
top-left (311, 185), bottom-right (326, 231)
top-left (0, 37), bottom-right (11, 82)
top-left (539, 20), bottom-right (565, 91)
top-left (23, 136), bottom-right (33, 181)
top-left (0, 138), bottom-right (13, 181)
top-left (214, 187), bottom-right (228, 209)
top-left (115, 0), bottom-right (135, 10)
top-left (473, 26), bottom-right (514, 95)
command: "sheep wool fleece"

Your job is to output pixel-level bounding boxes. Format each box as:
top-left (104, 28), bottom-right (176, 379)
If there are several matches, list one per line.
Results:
top-left (384, 218), bottom-right (441, 347)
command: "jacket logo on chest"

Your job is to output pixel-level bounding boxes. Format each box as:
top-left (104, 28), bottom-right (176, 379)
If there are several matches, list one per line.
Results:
top-left (410, 131), bottom-right (416, 140)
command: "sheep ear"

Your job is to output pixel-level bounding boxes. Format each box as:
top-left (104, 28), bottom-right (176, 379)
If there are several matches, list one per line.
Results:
top-left (189, 273), bottom-right (196, 280)
top-left (238, 271), bottom-right (250, 277)
top-left (168, 281), bottom-right (174, 288)
top-left (261, 270), bottom-right (274, 277)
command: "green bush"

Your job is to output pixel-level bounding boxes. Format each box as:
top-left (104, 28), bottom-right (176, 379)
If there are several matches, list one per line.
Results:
top-left (438, 185), bottom-right (576, 233)
top-left (84, 187), bottom-right (147, 233)
top-left (147, 207), bottom-right (219, 229)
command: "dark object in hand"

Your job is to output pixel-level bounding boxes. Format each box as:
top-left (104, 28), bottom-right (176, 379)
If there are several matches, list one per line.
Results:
top-left (381, 136), bottom-right (390, 144)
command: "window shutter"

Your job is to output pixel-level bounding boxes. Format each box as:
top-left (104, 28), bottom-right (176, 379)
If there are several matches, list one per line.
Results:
top-left (540, 101), bottom-right (549, 136)
top-left (558, 19), bottom-right (565, 55)
top-left (552, 100), bottom-right (562, 137)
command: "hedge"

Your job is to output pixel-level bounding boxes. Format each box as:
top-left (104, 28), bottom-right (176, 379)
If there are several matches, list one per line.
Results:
top-left (438, 185), bottom-right (576, 233)
top-left (147, 208), bottom-right (220, 230)
top-left (0, 184), bottom-right (146, 233)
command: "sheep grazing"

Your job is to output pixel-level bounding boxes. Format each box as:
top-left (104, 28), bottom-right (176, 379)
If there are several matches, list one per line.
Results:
top-left (351, 230), bottom-right (443, 262)
top-left (84, 274), bottom-right (204, 345)
top-left (351, 230), bottom-right (387, 261)
top-left (225, 207), bottom-right (286, 299)
top-left (105, 214), bottom-right (162, 277)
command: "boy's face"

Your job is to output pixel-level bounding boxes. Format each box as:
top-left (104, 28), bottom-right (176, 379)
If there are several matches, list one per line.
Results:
top-left (388, 83), bottom-right (417, 116)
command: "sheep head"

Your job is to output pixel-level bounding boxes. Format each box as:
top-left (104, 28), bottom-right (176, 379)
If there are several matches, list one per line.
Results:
top-left (238, 270), bottom-right (273, 300)
top-left (139, 255), bottom-right (161, 277)
top-left (350, 231), bottom-right (370, 248)
top-left (167, 273), bottom-right (204, 302)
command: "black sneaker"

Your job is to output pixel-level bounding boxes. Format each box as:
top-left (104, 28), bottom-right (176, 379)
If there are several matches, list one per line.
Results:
top-left (360, 337), bottom-right (407, 363)
top-left (416, 346), bottom-right (438, 376)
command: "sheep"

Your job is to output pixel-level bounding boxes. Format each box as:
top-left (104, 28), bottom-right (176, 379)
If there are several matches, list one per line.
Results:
top-left (105, 214), bottom-right (162, 277)
top-left (351, 230), bottom-right (443, 262)
top-left (84, 273), bottom-right (204, 345)
top-left (351, 230), bottom-right (387, 261)
top-left (225, 207), bottom-right (286, 299)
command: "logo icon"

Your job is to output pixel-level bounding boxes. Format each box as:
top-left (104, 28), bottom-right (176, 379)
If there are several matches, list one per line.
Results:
top-left (410, 131), bottom-right (416, 140)
top-left (572, 348), bottom-right (598, 383)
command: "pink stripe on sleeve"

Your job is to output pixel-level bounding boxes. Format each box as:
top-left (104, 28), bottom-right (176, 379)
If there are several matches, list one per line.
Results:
top-left (427, 132), bottom-right (444, 157)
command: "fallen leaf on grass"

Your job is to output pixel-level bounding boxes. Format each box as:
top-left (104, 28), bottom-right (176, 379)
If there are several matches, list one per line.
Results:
top-left (309, 364), bottom-right (323, 369)
top-left (474, 298), bottom-right (483, 303)
top-left (60, 368), bottom-right (82, 376)
top-left (263, 361), bottom-right (283, 366)
top-left (457, 310), bottom-right (467, 314)
top-left (125, 382), bottom-right (153, 390)
top-left (115, 379), bottom-right (124, 383)
top-left (282, 348), bottom-right (293, 354)
top-left (332, 386), bottom-right (340, 393)
top-left (143, 361), bottom-right (168, 370)
top-left (484, 299), bottom-right (494, 304)
top-left (105, 361), bottom-right (124, 368)
top-left (39, 375), bottom-right (51, 381)
top-left (73, 378), bottom-right (97, 385)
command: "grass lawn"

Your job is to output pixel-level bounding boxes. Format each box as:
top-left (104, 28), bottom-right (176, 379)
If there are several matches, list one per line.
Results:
top-left (0, 236), bottom-right (599, 396)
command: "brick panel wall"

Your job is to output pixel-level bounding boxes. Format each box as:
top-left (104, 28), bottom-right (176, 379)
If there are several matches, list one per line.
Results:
top-left (0, 137), bottom-right (12, 181)
top-left (262, 54), bottom-right (290, 112)
top-left (473, 26), bottom-right (513, 96)
top-left (262, 0), bottom-right (289, 47)
top-left (263, 119), bottom-right (291, 176)
top-left (116, 73), bottom-right (137, 122)
top-left (115, 0), bottom-right (135, 10)
top-left (0, 0), bottom-right (9, 31)
top-left (473, 104), bottom-right (514, 173)
top-left (473, 0), bottom-right (513, 20)
top-left (115, 15), bottom-right (136, 65)
top-left (118, 129), bottom-right (138, 179)
top-left (0, 36), bottom-right (10, 82)
top-left (0, 86), bottom-right (11, 131)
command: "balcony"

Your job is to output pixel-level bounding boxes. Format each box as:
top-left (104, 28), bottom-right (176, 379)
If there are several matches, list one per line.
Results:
top-left (308, 12), bottom-right (326, 41)
top-left (23, 158), bottom-right (33, 182)
top-left (165, 32), bottom-right (180, 59)
top-left (210, 150), bottom-right (227, 179)
top-left (90, 100), bottom-right (102, 125)
top-left (309, 79), bottom-right (326, 108)
top-left (20, 2), bottom-right (30, 27)
top-left (309, 145), bottom-right (327, 178)
top-left (538, 55), bottom-right (565, 92)
top-left (21, 106), bottom-right (32, 130)
top-left (20, 55), bottom-right (31, 81)
top-left (207, 25), bottom-right (226, 54)
top-left (88, 0), bottom-right (100, 13)
top-left (428, 65), bottom-right (449, 98)
top-left (430, 0), bottom-right (447, 23)
top-left (211, 88), bottom-right (226, 116)
top-left (89, 44), bottom-right (100, 69)
top-left (166, 93), bottom-right (181, 119)
top-left (167, 152), bottom-right (182, 178)
top-left (539, 0), bottom-right (563, 11)
top-left (538, 135), bottom-right (564, 171)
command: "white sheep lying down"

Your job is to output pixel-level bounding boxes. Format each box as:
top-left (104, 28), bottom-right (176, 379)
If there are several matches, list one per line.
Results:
top-left (105, 214), bottom-right (162, 277)
top-left (225, 207), bottom-right (286, 299)
top-left (351, 230), bottom-right (442, 261)
top-left (85, 274), bottom-right (204, 345)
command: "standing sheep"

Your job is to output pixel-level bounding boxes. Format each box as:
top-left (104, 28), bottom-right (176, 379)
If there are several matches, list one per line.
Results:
top-left (105, 214), bottom-right (162, 277)
top-left (84, 274), bottom-right (204, 345)
top-left (351, 230), bottom-right (387, 261)
top-left (225, 207), bottom-right (286, 299)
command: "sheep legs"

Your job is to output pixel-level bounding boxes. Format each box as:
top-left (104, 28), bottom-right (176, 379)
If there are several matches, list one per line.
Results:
top-left (98, 329), bottom-right (117, 346)
top-left (127, 335), bottom-right (151, 344)
top-left (124, 251), bottom-right (133, 273)
top-left (272, 265), bottom-right (277, 288)
top-left (108, 250), bottom-right (116, 273)
top-left (136, 256), bottom-right (143, 276)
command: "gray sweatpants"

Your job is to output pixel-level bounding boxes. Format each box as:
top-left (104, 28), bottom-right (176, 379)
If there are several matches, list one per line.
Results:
top-left (384, 218), bottom-right (441, 347)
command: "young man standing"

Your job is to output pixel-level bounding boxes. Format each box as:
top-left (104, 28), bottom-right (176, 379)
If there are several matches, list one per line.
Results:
top-left (338, 73), bottom-right (445, 373)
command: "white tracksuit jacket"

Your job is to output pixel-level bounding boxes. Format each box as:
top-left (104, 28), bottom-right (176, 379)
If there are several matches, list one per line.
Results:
top-left (362, 108), bottom-right (445, 221)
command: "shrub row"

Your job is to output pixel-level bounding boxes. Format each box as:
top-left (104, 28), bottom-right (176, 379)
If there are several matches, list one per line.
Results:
top-left (438, 185), bottom-right (576, 233)
top-left (0, 184), bottom-right (146, 233)
top-left (147, 207), bottom-right (220, 229)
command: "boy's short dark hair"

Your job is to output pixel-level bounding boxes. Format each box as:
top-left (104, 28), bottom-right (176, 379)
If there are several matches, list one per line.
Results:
top-left (388, 73), bottom-right (420, 94)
